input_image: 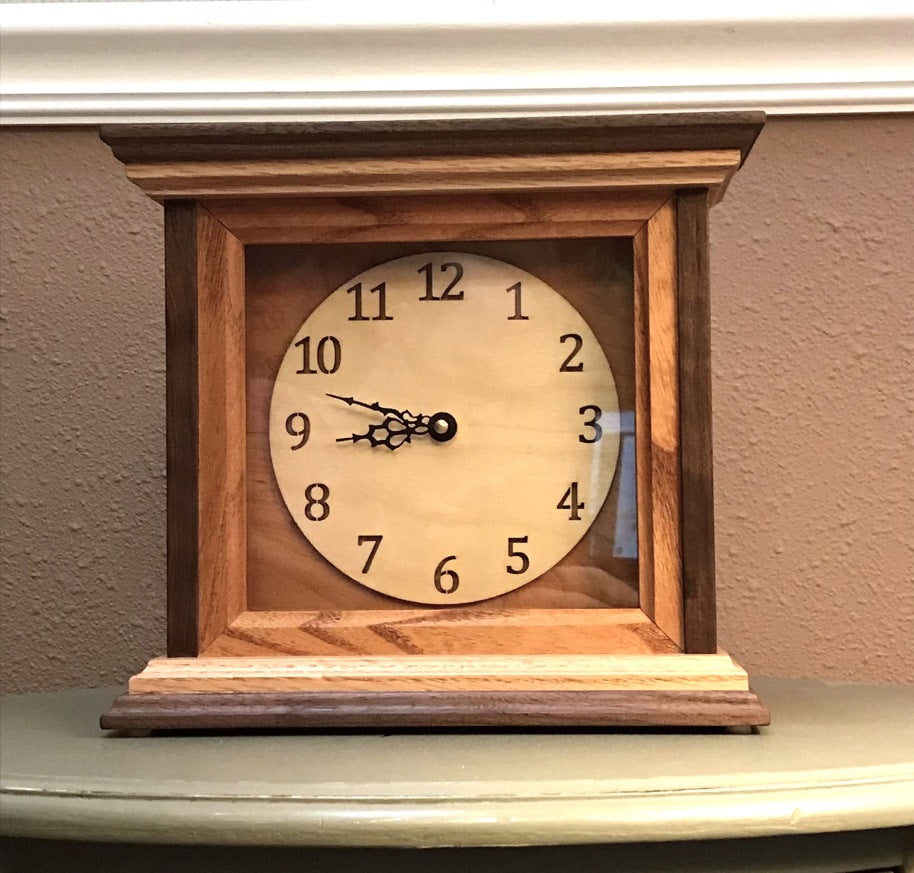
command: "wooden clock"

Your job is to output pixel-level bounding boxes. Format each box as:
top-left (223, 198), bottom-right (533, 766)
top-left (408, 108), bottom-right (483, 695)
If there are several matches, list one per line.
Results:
top-left (99, 113), bottom-right (770, 730)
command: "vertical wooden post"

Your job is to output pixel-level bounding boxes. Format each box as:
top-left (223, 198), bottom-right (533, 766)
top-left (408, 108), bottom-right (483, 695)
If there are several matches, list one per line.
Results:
top-left (677, 189), bottom-right (717, 653)
top-left (634, 199), bottom-right (684, 648)
top-left (164, 202), bottom-right (246, 656)
top-left (165, 201), bottom-right (200, 656)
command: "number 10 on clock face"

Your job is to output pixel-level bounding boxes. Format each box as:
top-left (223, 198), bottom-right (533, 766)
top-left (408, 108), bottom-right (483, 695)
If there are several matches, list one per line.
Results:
top-left (269, 252), bottom-right (621, 605)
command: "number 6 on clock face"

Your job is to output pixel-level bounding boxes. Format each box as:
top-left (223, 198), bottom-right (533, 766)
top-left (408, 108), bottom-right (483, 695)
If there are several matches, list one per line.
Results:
top-left (269, 252), bottom-right (621, 605)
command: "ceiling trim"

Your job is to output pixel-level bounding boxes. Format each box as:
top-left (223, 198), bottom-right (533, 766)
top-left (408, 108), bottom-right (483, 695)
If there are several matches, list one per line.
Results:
top-left (2, 2), bottom-right (912, 125)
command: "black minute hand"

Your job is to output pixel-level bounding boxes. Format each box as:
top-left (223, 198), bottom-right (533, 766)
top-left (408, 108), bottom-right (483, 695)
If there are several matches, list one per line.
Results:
top-left (325, 393), bottom-right (416, 424)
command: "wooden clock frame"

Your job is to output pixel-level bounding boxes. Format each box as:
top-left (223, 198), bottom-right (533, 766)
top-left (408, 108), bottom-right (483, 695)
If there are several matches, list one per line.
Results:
top-left (100, 114), bottom-right (769, 730)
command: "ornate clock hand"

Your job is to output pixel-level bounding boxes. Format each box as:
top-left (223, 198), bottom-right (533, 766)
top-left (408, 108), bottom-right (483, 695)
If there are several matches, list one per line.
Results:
top-left (336, 415), bottom-right (422, 450)
top-left (327, 394), bottom-right (457, 450)
top-left (326, 393), bottom-right (416, 424)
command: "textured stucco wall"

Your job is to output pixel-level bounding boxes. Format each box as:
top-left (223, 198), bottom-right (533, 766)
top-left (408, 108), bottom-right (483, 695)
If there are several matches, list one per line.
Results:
top-left (1, 116), bottom-right (912, 693)
top-left (1, 129), bottom-right (167, 691)
top-left (711, 116), bottom-right (914, 683)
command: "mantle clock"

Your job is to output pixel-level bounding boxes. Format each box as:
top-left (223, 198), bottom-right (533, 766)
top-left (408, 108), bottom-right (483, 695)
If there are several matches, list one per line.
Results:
top-left (99, 113), bottom-right (769, 730)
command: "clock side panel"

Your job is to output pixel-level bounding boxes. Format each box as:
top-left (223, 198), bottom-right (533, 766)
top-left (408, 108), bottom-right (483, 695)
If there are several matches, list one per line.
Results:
top-left (165, 202), bottom-right (247, 656)
top-left (243, 238), bottom-right (639, 618)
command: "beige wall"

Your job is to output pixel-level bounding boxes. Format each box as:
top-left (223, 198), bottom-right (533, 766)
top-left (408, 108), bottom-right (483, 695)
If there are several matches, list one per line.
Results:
top-left (1, 116), bottom-right (912, 693)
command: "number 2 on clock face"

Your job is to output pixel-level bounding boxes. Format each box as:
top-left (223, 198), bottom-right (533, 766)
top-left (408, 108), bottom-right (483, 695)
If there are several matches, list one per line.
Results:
top-left (269, 252), bottom-right (621, 605)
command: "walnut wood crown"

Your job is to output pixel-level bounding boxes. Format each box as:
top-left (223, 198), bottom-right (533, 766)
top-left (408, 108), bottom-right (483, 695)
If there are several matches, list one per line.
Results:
top-left (100, 113), bottom-right (769, 731)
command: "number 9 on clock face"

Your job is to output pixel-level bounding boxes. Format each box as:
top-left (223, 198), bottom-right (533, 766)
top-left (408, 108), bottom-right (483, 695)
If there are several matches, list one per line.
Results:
top-left (269, 252), bottom-right (621, 605)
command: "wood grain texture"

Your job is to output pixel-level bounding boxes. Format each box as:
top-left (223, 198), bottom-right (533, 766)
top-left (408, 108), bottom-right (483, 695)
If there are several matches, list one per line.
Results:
top-left (100, 112), bottom-right (765, 165)
top-left (195, 206), bottom-right (247, 651)
top-left (633, 211), bottom-right (654, 628)
top-left (128, 652), bottom-right (751, 694)
top-left (101, 688), bottom-right (770, 730)
top-left (645, 201), bottom-right (684, 646)
top-left (165, 203), bottom-right (248, 655)
top-left (124, 150), bottom-right (743, 200)
top-left (205, 190), bottom-right (666, 245)
top-left (677, 190), bottom-right (717, 654)
top-left (164, 201), bottom-right (200, 657)
top-left (201, 609), bottom-right (678, 657)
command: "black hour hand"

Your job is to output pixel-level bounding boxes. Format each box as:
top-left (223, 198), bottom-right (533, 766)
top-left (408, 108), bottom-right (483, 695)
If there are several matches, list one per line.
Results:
top-left (336, 415), bottom-right (423, 451)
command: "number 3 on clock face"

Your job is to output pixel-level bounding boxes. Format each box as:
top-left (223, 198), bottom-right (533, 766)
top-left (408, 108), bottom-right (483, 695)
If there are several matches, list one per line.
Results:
top-left (269, 252), bottom-right (621, 605)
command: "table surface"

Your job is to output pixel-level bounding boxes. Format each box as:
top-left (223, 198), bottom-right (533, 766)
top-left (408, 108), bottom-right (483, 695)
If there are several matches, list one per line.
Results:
top-left (2, 677), bottom-right (913, 848)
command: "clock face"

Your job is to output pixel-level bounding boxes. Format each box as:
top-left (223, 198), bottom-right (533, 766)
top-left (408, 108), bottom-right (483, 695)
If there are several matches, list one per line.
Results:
top-left (269, 252), bottom-right (620, 605)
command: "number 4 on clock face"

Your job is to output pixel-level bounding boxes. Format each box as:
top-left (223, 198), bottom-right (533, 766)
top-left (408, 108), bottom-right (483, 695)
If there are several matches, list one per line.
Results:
top-left (268, 252), bottom-right (621, 605)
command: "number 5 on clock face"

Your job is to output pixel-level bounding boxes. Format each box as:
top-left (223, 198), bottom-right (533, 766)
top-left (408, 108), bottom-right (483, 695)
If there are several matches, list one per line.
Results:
top-left (269, 252), bottom-right (621, 605)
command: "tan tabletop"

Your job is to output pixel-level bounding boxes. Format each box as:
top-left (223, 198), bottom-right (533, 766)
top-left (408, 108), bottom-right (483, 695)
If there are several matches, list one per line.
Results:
top-left (1, 677), bottom-right (912, 848)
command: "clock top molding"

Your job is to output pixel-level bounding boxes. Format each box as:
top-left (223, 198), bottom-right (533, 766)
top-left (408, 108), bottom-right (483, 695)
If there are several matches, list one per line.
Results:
top-left (100, 112), bottom-right (764, 203)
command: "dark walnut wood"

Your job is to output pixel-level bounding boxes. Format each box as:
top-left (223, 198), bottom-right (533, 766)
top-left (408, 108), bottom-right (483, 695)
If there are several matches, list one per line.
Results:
top-left (676, 190), bottom-right (717, 653)
top-left (102, 688), bottom-right (770, 731)
top-left (100, 112), bottom-right (764, 165)
top-left (164, 201), bottom-right (201, 657)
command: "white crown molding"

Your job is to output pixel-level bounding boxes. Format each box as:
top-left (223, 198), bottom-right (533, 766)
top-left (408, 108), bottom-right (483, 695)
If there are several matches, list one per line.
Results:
top-left (1, 1), bottom-right (913, 125)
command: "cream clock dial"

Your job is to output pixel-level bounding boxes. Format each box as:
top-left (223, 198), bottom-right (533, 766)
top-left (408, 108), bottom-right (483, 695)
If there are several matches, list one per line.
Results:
top-left (269, 252), bottom-right (620, 605)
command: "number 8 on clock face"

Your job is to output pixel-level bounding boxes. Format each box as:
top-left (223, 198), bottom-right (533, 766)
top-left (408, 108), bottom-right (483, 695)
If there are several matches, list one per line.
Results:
top-left (269, 252), bottom-right (621, 605)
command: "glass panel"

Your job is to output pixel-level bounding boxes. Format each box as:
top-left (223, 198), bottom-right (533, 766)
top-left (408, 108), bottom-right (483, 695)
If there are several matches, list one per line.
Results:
top-left (245, 238), bottom-right (637, 611)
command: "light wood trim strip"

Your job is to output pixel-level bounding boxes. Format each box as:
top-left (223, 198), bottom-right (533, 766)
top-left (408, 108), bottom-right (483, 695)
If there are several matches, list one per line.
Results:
top-left (195, 205), bottom-right (247, 651)
top-left (126, 150), bottom-right (743, 199)
top-left (129, 652), bottom-right (750, 694)
top-left (201, 608), bottom-right (679, 658)
top-left (633, 198), bottom-right (684, 647)
top-left (633, 213), bottom-right (654, 624)
top-left (224, 219), bottom-right (645, 246)
top-left (646, 200), bottom-right (683, 646)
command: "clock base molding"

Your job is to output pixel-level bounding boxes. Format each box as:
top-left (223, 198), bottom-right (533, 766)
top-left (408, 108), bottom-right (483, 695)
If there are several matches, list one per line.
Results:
top-left (101, 654), bottom-right (770, 730)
